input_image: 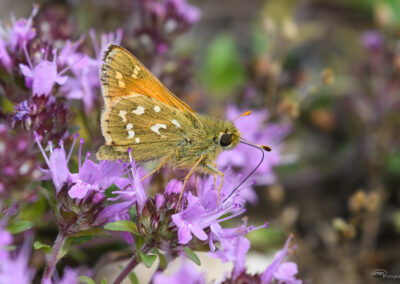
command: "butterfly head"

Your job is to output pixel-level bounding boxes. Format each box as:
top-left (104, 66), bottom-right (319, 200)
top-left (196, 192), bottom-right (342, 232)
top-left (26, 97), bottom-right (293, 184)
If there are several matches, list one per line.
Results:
top-left (217, 123), bottom-right (241, 151)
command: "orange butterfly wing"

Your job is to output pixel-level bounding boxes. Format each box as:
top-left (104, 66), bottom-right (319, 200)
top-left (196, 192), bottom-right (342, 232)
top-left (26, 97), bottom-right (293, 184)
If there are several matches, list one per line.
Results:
top-left (100, 45), bottom-right (202, 127)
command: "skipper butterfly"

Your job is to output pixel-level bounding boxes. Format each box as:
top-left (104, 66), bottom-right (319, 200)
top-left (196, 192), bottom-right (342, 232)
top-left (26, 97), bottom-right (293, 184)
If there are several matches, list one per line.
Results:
top-left (97, 45), bottom-right (270, 207)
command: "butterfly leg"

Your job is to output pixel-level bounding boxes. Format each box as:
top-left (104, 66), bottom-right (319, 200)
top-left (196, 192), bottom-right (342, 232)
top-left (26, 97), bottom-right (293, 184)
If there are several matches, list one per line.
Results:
top-left (141, 154), bottom-right (173, 181)
top-left (176, 155), bottom-right (205, 211)
top-left (206, 164), bottom-right (224, 205)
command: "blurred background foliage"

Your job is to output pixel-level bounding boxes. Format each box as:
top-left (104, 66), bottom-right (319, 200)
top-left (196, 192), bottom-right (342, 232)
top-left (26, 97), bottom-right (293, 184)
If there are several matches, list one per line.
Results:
top-left (1, 0), bottom-right (400, 283)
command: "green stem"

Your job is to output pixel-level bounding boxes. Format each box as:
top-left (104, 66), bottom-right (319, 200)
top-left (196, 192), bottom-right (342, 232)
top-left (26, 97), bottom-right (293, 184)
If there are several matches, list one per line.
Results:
top-left (113, 243), bottom-right (153, 284)
top-left (41, 231), bottom-right (67, 283)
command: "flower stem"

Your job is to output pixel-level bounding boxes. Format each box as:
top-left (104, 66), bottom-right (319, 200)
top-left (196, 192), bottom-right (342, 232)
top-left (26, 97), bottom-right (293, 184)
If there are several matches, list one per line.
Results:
top-left (41, 231), bottom-right (67, 283)
top-left (113, 243), bottom-right (153, 284)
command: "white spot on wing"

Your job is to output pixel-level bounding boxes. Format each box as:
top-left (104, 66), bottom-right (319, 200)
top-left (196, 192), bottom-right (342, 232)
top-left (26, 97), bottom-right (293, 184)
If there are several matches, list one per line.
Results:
top-left (126, 123), bottom-right (133, 130)
top-left (128, 130), bottom-right (135, 138)
top-left (119, 110), bottom-right (127, 122)
top-left (118, 80), bottom-right (125, 88)
top-left (135, 138), bottom-right (140, 144)
top-left (115, 71), bottom-right (123, 79)
top-left (150, 123), bottom-right (166, 135)
top-left (132, 106), bottom-right (145, 115)
top-left (171, 119), bottom-right (181, 128)
top-left (154, 105), bottom-right (161, 112)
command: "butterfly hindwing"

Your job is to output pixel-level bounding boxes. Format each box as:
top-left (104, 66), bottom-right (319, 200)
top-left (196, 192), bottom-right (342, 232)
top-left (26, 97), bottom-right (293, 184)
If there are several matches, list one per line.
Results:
top-left (100, 94), bottom-right (192, 162)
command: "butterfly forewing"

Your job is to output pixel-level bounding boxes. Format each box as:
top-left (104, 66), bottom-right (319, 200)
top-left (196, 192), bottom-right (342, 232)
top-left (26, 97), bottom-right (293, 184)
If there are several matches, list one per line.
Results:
top-left (101, 94), bottom-right (192, 161)
top-left (100, 45), bottom-right (201, 126)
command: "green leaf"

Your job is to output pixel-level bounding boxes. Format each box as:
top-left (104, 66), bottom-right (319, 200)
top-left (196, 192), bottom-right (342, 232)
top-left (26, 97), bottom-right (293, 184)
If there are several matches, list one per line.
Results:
top-left (66, 235), bottom-right (93, 245)
top-left (0, 96), bottom-right (14, 114)
top-left (33, 241), bottom-right (52, 253)
top-left (134, 235), bottom-right (145, 252)
top-left (101, 277), bottom-right (108, 284)
top-left (78, 276), bottom-right (95, 284)
top-left (129, 205), bottom-right (137, 220)
top-left (139, 252), bottom-right (157, 268)
top-left (151, 248), bottom-right (167, 269)
top-left (20, 197), bottom-right (47, 223)
top-left (104, 220), bottom-right (138, 234)
top-left (184, 247), bottom-right (201, 266)
top-left (201, 34), bottom-right (245, 97)
top-left (128, 271), bottom-right (139, 284)
top-left (69, 228), bottom-right (109, 238)
top-left (7, 221), bottom-right (34, 234)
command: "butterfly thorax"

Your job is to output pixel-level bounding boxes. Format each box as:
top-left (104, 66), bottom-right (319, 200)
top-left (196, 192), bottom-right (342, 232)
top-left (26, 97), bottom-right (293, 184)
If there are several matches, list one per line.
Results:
top-left (173, 113), bottom-right (241, 171)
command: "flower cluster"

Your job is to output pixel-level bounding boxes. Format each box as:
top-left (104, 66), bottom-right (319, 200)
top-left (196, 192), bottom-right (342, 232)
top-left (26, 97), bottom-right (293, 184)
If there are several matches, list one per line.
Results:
top-left (0, 219), bottom-right (90, 284)
top-left (0, 5), bottom-right (39, 73)
top-left (13, 95), bottom-right (70, 143)
top-left (0, 221), bottom-right (35, 284)
top-left (134, 0), bottom-right (200, 55)
top-left (0, 123), bottom-right (39, 203)
top-left (32, 133), bottom-right (301, 283)
top-left (35, 134), bottom-right (129, 234)
top-left (0, 4), bottom-right (122, 116)
top-left (153, 235), bottom-right (301, 284)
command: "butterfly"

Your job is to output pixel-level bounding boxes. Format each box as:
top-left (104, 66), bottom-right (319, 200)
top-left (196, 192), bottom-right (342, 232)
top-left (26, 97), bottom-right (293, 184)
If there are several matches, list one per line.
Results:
top-left (97, 45), bottom-right (270, 207)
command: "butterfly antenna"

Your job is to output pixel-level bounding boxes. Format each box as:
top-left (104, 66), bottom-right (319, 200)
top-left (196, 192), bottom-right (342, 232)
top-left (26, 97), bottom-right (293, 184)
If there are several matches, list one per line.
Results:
top-left (223, 139), bottom-right (271, 202)
top-left (240, 136), bottom-right (272, 152)
top-left (233, 110), bottom-right (252, 122)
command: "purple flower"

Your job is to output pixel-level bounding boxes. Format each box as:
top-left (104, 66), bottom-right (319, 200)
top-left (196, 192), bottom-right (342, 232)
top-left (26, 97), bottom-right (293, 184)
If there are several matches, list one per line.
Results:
top-left (0, 221), bottom-right (12, 260)
top-left (95, 156), bottom-right (149, 230)
top-left (153, 256), bottom-right (205, 284)
top-left (0, 124), bottom-right (39, 200)
top-left (35, 135), bottom-right (132, 234)
top-left (172, 199), bottom-right (209, 244)
top-left (171, 175), bottom-right (248, 244)
top-left (7, 5), bottom-right (39, 51)
top-left (273, 262), bottom-right (300, 284)
top-left (19, 48), bottom-right (68, 96)
top-left (0, 230), bottom-right (35, 284)
top-left (168, 0), bottom-right (201, 24)
top-left (12, 94), bottom-right (71, 143)
top-left (218, 105), bottom-right (291, 185)
top-left (261, 235), bottom-right (301, 284)
top-left (0, 39), bottom-right (12, 72)
top-left (56, 266), bottom-right (91, 284)
top-left (106, 158), bottom-right (148, 213)
top-left (198, 167), bottom-right (257, 205)
top-left (58, 267), bottom-right (79, 284)
top-left (208, 221), bottom-right (268, 279)
top-left (60, 29), bottom-right (122, 112)
top-left (145, 0), bottom-right (201, 25)
top-left (94, 201), bottom-right (133, 227)
top-left (361, 31), bottom-right (384, 52)
top-left (35, 135), bottom-right (128, 200)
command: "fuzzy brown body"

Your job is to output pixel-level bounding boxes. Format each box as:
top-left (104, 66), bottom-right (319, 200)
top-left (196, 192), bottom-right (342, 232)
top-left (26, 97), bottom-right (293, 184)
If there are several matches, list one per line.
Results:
top-left (97, 93), bottom-right (240, 174)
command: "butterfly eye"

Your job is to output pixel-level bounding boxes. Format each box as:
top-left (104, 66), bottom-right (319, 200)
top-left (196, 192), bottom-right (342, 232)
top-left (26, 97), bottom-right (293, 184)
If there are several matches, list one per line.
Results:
top-left (220, 133), bottom-right (232, 147)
